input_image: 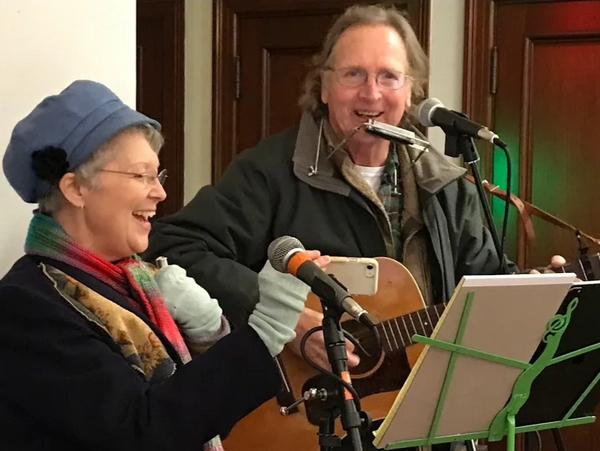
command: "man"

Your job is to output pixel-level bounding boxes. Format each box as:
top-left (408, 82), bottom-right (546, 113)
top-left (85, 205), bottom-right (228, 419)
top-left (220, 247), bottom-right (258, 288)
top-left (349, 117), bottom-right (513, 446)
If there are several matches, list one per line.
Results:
top-left (144, 2), bottom-right (562, 397)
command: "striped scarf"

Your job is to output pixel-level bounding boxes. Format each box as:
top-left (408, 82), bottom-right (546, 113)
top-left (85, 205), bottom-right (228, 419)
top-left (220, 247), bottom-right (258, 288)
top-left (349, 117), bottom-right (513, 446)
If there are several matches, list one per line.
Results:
top-left (25, 212), bottom-right (223, 451)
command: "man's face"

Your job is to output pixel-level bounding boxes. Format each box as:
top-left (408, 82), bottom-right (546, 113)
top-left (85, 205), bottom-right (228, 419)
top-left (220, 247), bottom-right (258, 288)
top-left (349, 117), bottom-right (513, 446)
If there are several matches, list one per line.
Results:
top-left (321, 24), bottom-right (412, 147)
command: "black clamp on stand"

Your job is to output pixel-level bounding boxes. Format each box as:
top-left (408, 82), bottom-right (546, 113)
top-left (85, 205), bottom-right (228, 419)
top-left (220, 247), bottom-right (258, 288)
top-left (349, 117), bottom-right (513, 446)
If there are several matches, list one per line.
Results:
top-left (316, 297), bottom-right (368, 451)
top-left (280, 275), bottom-right (374, 451)
top-left (442, 116), bottom-right (509, 275)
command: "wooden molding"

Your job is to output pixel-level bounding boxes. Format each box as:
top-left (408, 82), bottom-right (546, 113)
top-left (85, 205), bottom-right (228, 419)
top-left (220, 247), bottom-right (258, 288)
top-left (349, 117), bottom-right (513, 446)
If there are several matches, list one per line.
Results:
top-left (137, 0), bottom-right (185, 216)
top-left (463, 0), bottom-right (495, 180)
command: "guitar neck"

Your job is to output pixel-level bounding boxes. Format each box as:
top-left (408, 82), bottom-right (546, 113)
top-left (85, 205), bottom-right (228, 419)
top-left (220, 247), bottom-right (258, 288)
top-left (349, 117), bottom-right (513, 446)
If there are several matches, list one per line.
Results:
top-left (374, 303), bottom-right (446, 354)
top-left (373, 253), bottom-right (600, 354)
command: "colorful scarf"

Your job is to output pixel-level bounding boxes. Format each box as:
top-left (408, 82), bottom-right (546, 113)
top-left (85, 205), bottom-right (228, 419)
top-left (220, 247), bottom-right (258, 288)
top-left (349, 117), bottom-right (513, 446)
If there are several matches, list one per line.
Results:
top-left (25, 212), bottom-right (223, 451)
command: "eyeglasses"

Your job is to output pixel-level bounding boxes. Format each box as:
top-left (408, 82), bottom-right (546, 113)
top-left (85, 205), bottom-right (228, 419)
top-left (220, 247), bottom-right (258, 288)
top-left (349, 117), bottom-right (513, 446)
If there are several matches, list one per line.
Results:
top-left (99, 168), bottom-right (168, 187)
top-left (326, 66), bottom-right (410, 90)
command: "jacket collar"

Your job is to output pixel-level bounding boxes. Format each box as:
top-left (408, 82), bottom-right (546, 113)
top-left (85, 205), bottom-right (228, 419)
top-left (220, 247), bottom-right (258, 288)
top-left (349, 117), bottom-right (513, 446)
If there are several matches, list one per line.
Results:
top-left (292, 112), bottom-right (352, 196)
top-left (292, 112), bottom-right (466, 196)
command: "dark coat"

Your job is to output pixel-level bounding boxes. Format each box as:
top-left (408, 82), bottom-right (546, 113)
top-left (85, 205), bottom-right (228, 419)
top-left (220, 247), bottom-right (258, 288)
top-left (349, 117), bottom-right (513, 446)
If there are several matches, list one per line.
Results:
top-left (144, 115), bottom-right (515, 326)
top-left (0, 255), bottom-right (280, 451)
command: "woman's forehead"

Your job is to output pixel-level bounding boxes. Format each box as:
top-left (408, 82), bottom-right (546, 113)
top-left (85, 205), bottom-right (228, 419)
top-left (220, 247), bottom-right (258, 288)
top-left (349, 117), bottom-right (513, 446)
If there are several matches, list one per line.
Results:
top-left (104, 132), bottom-right (158, 168)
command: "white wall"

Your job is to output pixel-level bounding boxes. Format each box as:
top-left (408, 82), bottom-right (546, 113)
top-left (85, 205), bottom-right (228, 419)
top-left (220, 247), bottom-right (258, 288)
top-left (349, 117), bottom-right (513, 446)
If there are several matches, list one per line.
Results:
top-left (428, 0), bottom-right (465, 153)
top-left (0, 1), bottom-right (462, 274)
top-left (183, 0), bottom-right (466, 198)
top-left (184, 0), bottom-right (213, 203)
top-left (0, 0), bottom-right (136, 276)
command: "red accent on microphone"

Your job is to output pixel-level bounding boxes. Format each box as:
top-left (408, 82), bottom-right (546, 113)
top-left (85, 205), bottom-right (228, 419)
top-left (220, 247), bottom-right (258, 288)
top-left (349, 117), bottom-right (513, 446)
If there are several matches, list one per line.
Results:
top-left (287, 252), bottom-right (311, 276)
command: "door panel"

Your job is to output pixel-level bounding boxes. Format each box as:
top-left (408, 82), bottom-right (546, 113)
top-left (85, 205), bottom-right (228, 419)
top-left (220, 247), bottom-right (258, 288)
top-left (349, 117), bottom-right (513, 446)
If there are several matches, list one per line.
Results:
top-left (137, 0), bottom-right (184, 216)
top-left (493, 1), bottom-right (600, 269)
top-left (466, 2), bottom-right (600, 450)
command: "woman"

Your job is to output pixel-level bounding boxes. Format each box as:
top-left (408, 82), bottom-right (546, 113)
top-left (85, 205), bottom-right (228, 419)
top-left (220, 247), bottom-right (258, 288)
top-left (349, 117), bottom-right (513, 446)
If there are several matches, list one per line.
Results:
top-left (0, 80), bottom-right (326, 450)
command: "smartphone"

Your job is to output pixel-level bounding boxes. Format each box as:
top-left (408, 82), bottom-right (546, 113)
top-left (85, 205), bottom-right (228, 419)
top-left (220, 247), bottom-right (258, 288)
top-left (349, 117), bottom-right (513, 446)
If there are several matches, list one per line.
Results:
top-left (325, 256), bottom-right (379, 295)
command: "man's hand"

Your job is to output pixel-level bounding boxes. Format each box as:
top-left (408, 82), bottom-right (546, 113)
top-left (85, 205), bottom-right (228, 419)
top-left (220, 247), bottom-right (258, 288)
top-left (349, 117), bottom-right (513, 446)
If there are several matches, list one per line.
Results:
top-left (529, 255), bottom-right (567, 274)
top-left (302, 250), bottom-right (331, 270)
top-left (284, 249), bottom-right (360, 369)
top-left (288, 308), bottom-right (360, 369)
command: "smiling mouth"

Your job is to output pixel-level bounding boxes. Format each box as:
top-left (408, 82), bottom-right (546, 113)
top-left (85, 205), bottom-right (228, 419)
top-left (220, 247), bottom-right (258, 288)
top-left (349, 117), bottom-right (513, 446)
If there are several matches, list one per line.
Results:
top-left (355, 110), bottom-right (383, 119)
top-left (132, 211), bottom-right (156, 224)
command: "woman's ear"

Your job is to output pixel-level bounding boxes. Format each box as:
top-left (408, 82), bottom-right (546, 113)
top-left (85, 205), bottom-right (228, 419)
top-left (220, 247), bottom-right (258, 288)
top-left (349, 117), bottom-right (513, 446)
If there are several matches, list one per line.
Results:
top-left (58, 173), bottom-right (86, 208)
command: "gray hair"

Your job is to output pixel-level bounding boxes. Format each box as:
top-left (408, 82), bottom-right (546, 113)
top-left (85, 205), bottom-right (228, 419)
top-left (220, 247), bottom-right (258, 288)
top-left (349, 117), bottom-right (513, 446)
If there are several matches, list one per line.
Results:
top-left (298, 4), bottom-right (429, 122)
top-left (38, 124), bottom-right (164, 215)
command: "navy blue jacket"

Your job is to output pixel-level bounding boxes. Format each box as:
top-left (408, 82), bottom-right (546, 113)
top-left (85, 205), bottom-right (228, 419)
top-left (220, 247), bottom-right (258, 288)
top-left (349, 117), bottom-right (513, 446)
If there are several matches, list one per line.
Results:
top-left (0, 255), bottom-right (280, 451)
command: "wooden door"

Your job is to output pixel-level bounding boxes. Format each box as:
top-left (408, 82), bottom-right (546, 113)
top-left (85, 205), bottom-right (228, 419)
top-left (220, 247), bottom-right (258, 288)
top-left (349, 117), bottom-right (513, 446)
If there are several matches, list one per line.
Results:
top-left (137, 0), bottom-right (185, 217)
top-left (465, 0), bottom-right (600, 270)
top-left (496, 0), bottom-right (600, 271)
top-left (212, 0), bottom-right (431, 181)
top-left (465, 1), bottom-right (600, 450)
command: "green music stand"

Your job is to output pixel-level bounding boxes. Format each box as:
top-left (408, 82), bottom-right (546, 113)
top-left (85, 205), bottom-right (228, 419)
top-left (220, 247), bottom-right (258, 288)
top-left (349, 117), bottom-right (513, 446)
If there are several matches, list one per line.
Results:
top-left (372, 273), bottom-right (585, 451)
top-left (515, 280), bottom-right (600, 450)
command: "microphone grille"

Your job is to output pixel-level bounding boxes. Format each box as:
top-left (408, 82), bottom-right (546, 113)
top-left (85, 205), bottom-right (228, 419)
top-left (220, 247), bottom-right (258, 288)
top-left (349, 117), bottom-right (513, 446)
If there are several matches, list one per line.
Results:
top-left (416, 98), bottom-right (443, 127)
top-left (267, 236), bottom-right (305, 273)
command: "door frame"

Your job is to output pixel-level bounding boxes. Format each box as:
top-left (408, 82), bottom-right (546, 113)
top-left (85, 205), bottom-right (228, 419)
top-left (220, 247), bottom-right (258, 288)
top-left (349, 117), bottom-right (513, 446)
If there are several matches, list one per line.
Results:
top-left (136, 0), bottom-right (185, 215)
top-left (211, 0), bottom-right (431, 182)
top-left (462, 0), bottom-right (568, 165)
top-left (462, 0), bottom-right (495, 179)
top-left (462, 0), bottom-right (594, 270)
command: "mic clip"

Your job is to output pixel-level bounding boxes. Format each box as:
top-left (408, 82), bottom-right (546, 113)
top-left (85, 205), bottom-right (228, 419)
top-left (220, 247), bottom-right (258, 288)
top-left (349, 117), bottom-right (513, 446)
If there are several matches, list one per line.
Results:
top-left (155, 256), bottom-right (169, 268)
top-left (314, 275), bottom-right (375, 329)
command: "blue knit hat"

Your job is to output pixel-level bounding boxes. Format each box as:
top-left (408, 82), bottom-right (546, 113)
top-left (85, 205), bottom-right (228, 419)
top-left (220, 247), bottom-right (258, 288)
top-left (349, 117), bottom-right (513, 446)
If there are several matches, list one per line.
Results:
top-left (3, 80), bottom-right (161, 203)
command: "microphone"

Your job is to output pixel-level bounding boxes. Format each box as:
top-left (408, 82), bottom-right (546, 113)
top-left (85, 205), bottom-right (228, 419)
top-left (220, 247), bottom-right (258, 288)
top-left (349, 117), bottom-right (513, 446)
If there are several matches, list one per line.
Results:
top-left (362, 119), bottom-right (429, 151)
top-left (417, 98), bottom-right (506, 147)
top-left (267, 236), bottom-right (375, 328)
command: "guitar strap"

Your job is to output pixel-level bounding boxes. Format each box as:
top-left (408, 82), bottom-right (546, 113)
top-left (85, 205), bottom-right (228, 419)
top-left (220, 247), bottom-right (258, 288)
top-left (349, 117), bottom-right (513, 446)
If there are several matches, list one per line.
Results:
top-left (465, 174), bottom-right (600, 247)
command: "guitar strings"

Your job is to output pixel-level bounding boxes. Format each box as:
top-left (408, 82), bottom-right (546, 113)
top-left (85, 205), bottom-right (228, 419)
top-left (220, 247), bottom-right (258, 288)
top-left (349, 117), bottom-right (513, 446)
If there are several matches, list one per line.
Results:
top-left (348, 303), bottom-right (446, 354)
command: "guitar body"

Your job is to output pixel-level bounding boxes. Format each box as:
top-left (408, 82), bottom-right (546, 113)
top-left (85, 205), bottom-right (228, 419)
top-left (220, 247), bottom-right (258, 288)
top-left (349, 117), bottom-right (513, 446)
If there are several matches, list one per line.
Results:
top-left (223, 258), bottom-right (429, 451)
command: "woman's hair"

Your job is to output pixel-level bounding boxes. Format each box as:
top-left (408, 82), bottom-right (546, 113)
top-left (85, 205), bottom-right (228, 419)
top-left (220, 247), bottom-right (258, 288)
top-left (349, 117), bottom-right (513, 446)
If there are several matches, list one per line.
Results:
top-left (298, 4), bottom-right (429, 120)
top-left (38, 124), bottom-right (164, 215)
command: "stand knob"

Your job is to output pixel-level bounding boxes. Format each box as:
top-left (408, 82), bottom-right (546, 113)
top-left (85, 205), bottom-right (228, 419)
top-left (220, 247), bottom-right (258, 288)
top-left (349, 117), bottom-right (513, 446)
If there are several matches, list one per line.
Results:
top-left (279, 388), bottom-right (328, 416)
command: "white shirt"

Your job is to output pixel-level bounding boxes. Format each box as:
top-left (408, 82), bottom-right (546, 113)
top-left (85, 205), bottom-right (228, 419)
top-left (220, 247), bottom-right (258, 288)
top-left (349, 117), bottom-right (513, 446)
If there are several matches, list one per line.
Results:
top-left (356, 165), bottom-right (385, 192)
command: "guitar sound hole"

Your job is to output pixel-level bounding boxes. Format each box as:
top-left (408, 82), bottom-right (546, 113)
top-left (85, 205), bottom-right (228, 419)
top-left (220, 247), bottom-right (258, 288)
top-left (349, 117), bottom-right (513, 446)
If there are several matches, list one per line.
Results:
top-left (343, 320), bottom-right (382, 375)
top-left (343, 319), bottom-right (412, 398)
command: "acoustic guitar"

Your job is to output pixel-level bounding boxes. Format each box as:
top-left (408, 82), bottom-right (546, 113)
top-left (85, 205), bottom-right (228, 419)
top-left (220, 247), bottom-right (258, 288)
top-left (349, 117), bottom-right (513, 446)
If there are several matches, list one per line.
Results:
top-left (217, 170), bottom-right (600, 450)
top-left (223, 253), bottom-right (600, 451)
top-left (223, 257), bottom-right (445, 451)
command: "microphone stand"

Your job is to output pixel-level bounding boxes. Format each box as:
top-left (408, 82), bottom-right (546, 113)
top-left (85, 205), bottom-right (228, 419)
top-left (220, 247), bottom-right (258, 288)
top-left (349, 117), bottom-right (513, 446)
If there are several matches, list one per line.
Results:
top-left (279, 276), bottom-right (374, 450)
top-left (317, 296), bottom-right (365, 451)
top-left (363, 116), bottom-right (508, 274)
top-left (442, 119), bottom-right (509, 275)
